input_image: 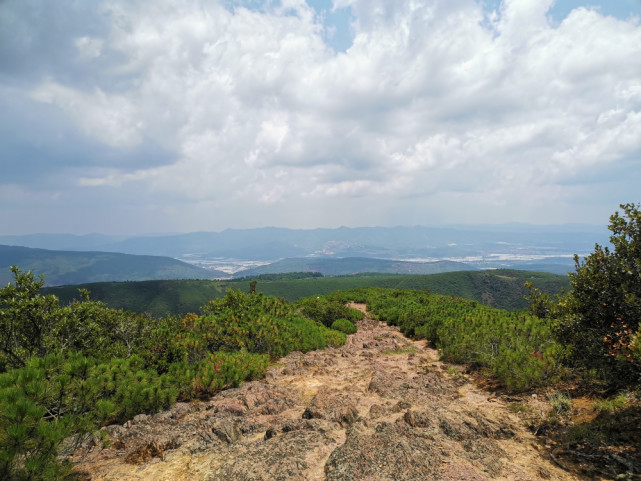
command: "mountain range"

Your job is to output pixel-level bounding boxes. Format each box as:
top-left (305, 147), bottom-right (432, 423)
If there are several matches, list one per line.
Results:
top-left (0, 224), bottom-right (608, 283)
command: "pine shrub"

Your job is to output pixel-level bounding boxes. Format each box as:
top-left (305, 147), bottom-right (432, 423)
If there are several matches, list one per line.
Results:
top-left (331, 319), bottom-right (357, 334)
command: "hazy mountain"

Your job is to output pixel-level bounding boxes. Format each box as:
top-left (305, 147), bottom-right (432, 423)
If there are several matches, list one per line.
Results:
top-left (0, 233), bottom-right (127, 251)
top-left (233, 257), bottom-right (475, 277)
top-left (0, 245), bottom-right (225, 286)
top-left (0, 224), bottom-right (609, 275)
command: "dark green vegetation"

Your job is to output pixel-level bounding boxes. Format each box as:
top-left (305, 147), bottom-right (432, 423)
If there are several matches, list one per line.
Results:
top-left (44, 269), bottom-right (570, 317)
top-left (234, 257), bottom-right (472, 277)
top-left (0, 245), bottom-right (225, 286)
top-left (331, 319), bottom-right (358, 334)
top-left (519, 204), bottom-right (641, 479)
top-left (528, 203), bottom-right (641, 386)
top-left (329, 287), bottom-right (565, 391)
top-left (295, 296), bottom-right (365, 328)
top-left (0, 267), bottom-right (351, 480)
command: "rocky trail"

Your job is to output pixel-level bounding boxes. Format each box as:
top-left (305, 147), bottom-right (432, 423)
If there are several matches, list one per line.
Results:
top-left (70, 304), bottom-right (589, 480)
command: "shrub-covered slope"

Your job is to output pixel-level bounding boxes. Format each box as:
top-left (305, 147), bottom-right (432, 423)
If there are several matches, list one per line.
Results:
top-left (0, 267), bottom-right (350, 480)
top-left (44, 269), bottom-right (570, 316)
top-left (331, 287), bottom-right (565, 391)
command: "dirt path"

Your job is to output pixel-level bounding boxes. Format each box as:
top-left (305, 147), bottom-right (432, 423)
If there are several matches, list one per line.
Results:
top-left (71, 305), bottom-right (590, 480)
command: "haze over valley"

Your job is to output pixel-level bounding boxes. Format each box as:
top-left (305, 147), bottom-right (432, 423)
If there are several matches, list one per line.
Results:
top-left (0, 222), bottom-right (608, 284)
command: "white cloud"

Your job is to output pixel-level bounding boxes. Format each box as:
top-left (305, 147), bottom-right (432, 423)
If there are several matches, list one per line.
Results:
top-left (75, 36), bottom-right (104, 59)
top-left (30, 82), bottom-right (142, 148)
top-left (8, 0), bottom-right (641, 231)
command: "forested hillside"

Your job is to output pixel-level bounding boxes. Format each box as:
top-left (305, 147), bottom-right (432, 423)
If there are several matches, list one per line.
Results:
top-left (0, 245), bottom-right (225, 285)
top-left (44, 269), bottom-right (570, 316)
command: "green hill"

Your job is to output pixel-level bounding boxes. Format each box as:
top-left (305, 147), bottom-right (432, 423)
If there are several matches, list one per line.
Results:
top-left (44, 269), bottom-right (570, 317)
top-left (0, 245), bottom-right (225, 285)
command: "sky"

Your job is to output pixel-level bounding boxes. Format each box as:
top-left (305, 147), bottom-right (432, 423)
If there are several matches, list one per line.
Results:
top-left (1, 0), bottom-right (640, 235)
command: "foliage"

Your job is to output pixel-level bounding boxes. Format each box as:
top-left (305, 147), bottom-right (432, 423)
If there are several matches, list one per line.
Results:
top-left (232, 272), bottom-right (323, 282)
top-left (295, 296), bottom-right (364, 328)
top-left (528, 204), bottom-right (641, 386)
top-left (0, 270), bottom-right (344, 480)
top-left (0, 349), bottom-right (270, 480)
top-left (43, 269), bottom-right (570, 317)
top-left (0, 245), bottom-right (219, 286)
top-left (336, 287), bottom-right (565, 391)
top-left (0, 267), bottom-right (156, 373)
top-left (592, 393), bottom-right (629, 414)
top-left (322, 329), bottom-right (347, 348)
top-left (198, 290), bottom-right (342, 358)
top-left (330, 318), bottom-right (357, 334)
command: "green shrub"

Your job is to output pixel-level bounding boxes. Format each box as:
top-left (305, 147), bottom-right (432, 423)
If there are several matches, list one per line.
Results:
top-left (0, 281), bottom-right (346, 480)
top-left (323, 330), bottom-right (347, 348)
top-left (335, 287), bottom-right (566, 391)
top-left (195, 290), bottom-right (344, 359)
top-left (295, 296), bottom-right (364, 327)
top-left (331, 319), bottom-right (357, 334)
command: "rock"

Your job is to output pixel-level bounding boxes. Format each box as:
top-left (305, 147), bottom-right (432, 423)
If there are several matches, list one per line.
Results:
top-left (264, 419), bottom-right (330, 440)
top-left (213, 399), bottom-right (247, 416)
top-left (368, 370), bottom-right (394, 395)
top-left (133, 414), bottom-right (148, 424)
top-left (441, 462), bottom-right (488, 480)
top-left (302, 387), bottom-right (359, 426)
top-left (403, 409), bottom-right (432, 428)
top-left (104, 424), bottom-right (126, 438)
top-left (170, 402), bottom-right (192, 420)
top-left (538, 466), bottom-right (552, 479)
top-left (211, 419), bottom-right (241, 444)
top-left (124, 437), bottom-right (179, 465)
top-left (153, 411), bottom-right (172, 423)
top-left (325, 421), bottom-right (441, 480)
top-left (369, 403), bottom-right (386, 419)
top-left (213, 429), bottom-right (335, 480)
top-left (393, 400), bottom-right (412, 412)
top-left (257, 398), bottom-right (291, 415)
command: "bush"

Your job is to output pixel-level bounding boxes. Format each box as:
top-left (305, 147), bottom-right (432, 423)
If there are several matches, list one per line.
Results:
top-left (323, 330), bottom-right (347, 348)
top-left (527, 203), bottom-right (641, 387)
top-left (331, 319), bottom-right (357, 334)
top-left (0, 279), bottom-right (346, 480)
top-left (336, 287), bottom-right (565, 391)
top-left (196, 290), bottom-right (344, 359)
top-left (0, 267), bottom-right (157, 372)
top-left (295, 296), bottom-right (364, 327)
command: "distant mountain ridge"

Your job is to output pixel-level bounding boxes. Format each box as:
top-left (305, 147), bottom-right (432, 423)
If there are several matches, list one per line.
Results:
top-left (0, 224), bottom-right (609, 277)
top-left (0, 224), bottom-right (608, 260)
top-left (233, 257), bottom-right (474, 277)
top-left (0, 245), bottom-right (225, 286)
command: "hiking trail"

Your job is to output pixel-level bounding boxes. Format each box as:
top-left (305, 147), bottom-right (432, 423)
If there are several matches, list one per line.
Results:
top-left (70, 304), bottom-right (589, 480)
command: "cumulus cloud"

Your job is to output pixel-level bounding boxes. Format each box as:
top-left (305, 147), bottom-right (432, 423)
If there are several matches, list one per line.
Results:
top-left (1, 0), bottom-right (640, 233)
top-left (31, 82), bottom-right (143, 148)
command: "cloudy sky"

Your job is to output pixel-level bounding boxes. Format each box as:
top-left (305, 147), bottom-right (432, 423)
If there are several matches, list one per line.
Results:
top-left (1, 0), bottom-right (640, 235)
